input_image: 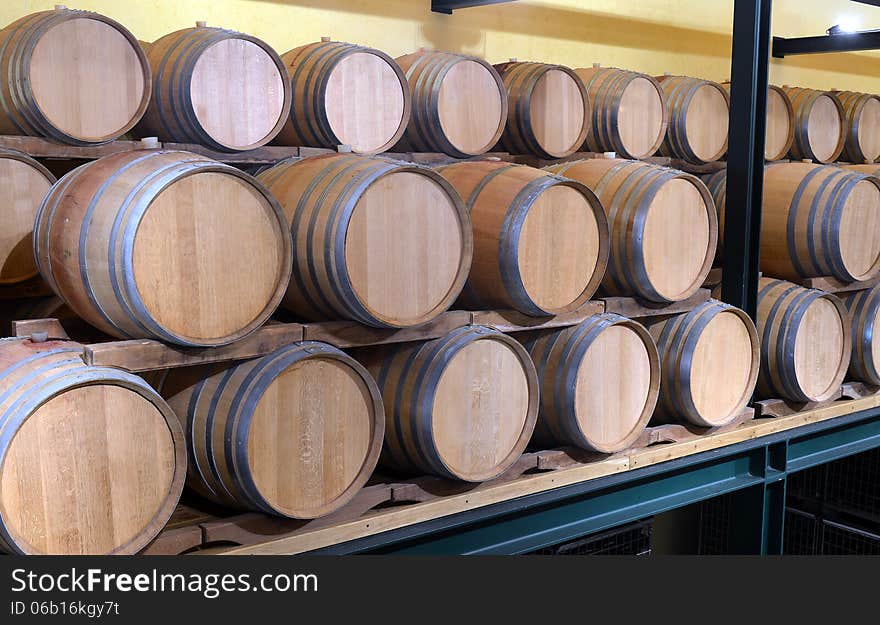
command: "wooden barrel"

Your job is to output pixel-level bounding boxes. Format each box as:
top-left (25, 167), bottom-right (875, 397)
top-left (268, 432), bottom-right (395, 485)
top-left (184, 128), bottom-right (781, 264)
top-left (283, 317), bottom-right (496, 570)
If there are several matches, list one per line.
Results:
top-left (576, 65), bottom-right (667, 160)
top-left (834, 90), bottom-right (880, 164)
top-left (721, 83), bottom-right (794, 161)
top-left (757, 278), bottom-right (851, 402)
top-left (0, 338), bottom-right (185, 554)
top-left (34, 149), bottom-right (292, 346)
top-left (394, 50), bottom-right (507, 158)
top-left (839, 285), bottom-right (880, 386)
top-left (162, 342), bottom-right (383, 518)
top-left (437, 161), bottom-right (608, 315)
top-left (358, 325), bottom-right (538, 482)
top-left (0, 149), bottom-right (56, 285)
top-left (258, 153), bottom-right (471, 328)
top-left (702, 168), bottom-right (726, 260)
top-left (646, 300), bottom-right (759, 427)
top-left (138, 23), bottom-right (291, 152)
top-left (761, 162), bottom-right (880, 282)
top-left (783, 86), bottom-right (845, 163)
top-left (493, 61), bottom-right (591, 159)
top-left (655, 75), bottom-right (729, 164)
top-left (546, 158), bottom-right (717, 303)
top-left (0, 7), bottom-right (150, 145)
top-left (523, 313), bottom-right (660, 452)
top-left (275, 39), bottom-right (410, 154)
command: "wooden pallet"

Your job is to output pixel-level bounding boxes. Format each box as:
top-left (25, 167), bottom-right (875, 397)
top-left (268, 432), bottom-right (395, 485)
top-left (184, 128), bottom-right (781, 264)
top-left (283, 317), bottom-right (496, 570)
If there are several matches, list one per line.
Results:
top-left (799, 275), bottom-right (880, 294)
top-left (143, 406), bottom-right (755, 554)
top-left (753, 387), bottom-right (846, 418)
top-left (8, 292), bottom-right (715, 371)
top-left (602, 288), bottom-right (711, 319)
top-left (382, 151), bottom-right (512, 166)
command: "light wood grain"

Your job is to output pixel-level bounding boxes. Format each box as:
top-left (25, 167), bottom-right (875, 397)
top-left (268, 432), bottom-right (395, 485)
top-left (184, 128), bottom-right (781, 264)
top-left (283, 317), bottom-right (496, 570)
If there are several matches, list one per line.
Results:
top-left (259, 154), bottom-right (471, 328)
top-left (0, 339), bottom-right (184, 554)
top-left (437, 161), bottom-right (608, 316)
top-left (495, 62), bottom-right (590, 159)
top-left (82, 322), bottom-right (305, 372)
top-left (840, 285), bottom-right (880, 385)
top-left (357, 326), bottom-right (538, 482)
top-left (34, 150), bottom-right (292, 346)
top-left (189, 38), bottom-right (287, 149)
top-left (647, 301), bottom-right (759, 427)
top-left (783, 87), bottom-right (845, 163)
top-left (761, 162), bottom-right (880, 282)
top-left (162, 342), bottom-right (383, 519)
top-left (277, 41), bottom-right (410, 155)
top-left (525, 313), bottom-right (660, 452)
top-left (757, 277), bottom-right (851, 402)
top-left (656, 75), bottom-right (729, 164)
top-left (139, 26), bottom-right (290, 152)
top-left (547, 158), bottom-right (716, 303)
top-left (0, 9), bottom-right (150, 145)
top-left (764, 86), bottom-right (795, 161)
top-left (0, 150), bottom-right (55, 284)
top-left (218, 394), bottom-right (880, 555)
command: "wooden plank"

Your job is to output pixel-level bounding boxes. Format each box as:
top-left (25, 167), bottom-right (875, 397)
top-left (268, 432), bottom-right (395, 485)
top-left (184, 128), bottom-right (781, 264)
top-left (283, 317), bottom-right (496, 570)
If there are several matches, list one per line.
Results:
top-left (602, 288), bottom-right (711, 318)
top-left (753, 388), bottom-right (844, 418)
top-left (216, 395), bottom-right (880, 556)
top-left (303, 311), bottom-right (470, 348)
top-left (139, 503), bottom-right (216, 555)
top-left (0, 135), bottom-right (144, 160)
top-left (219, 456), bottom-right (631, 555)
top-left (383, 152), bottom-right (512, 166)
top-left (83, 322), bottom-right (305, 372)
top-left (11, 318), bottom-right (69, 341)
top-left (200, 484), bottom-right (393, 548)
top-left (799, 275), bottom-right (880, 294)
top-left (470, 301), bottom-right (605, 333)
top-left (161, 143), bottom-right (332, 164)
top-left (629, 394), bottom-right (880, 468)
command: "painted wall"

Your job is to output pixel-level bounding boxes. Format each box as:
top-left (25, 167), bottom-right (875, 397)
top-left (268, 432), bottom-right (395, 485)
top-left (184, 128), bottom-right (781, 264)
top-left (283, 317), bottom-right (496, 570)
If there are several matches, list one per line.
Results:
top-left (3, 1), bottom-right (880, 92)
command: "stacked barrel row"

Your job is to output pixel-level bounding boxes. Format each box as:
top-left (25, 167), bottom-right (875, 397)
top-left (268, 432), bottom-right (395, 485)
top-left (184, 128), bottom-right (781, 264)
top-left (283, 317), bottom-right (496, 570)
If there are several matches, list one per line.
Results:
top-left (705, 160), bottom-right (880, 403)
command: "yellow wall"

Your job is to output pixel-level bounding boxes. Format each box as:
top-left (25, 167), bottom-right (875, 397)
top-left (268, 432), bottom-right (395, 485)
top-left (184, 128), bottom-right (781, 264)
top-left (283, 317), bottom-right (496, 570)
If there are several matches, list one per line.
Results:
top-left (4, 0), bottom-right (880, 92)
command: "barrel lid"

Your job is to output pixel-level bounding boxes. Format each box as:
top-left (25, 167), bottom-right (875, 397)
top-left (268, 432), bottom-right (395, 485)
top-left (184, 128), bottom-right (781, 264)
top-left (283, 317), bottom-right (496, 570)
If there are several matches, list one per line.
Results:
top-left (0, 380), bottom-right (179, 554)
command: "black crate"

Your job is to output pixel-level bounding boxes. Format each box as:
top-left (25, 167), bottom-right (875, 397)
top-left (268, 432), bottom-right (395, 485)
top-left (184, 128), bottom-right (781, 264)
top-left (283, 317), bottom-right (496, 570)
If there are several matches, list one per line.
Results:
top-left (527, 519), bottom-right (653, 556)
top-left (784, 507), bottom-right (880, 555)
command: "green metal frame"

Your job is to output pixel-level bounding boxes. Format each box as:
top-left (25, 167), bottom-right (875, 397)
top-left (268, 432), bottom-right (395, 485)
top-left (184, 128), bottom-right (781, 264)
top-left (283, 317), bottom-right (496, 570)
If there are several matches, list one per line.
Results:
top-left (310, 408), bottom-right (880, 554)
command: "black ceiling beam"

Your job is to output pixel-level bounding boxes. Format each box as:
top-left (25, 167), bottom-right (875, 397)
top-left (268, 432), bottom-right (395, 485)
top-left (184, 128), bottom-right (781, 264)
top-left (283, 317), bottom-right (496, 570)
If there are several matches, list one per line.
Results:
top-left (773, 29), bottom-right (880, 57)
top-left (432, 0), bottom-right (515, 15)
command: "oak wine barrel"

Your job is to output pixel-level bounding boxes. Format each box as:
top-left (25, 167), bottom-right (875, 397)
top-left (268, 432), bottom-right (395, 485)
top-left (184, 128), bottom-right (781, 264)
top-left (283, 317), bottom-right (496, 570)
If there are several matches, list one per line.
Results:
top-left (656, 74), bottom-right (729, 164)
top-left (259, 153), bottom-right (471, 327)
top-left (394, 49), bottom-right (507, 157)
top-left (646, 300), bottom-right (759, 427)
top-left (524, 313), bottom-right (660, 452)
top-left (0, 338), bottom-right (185, 554)
top-left (358, 325), bottom-right (539, 482)
top-left (0, 7), bottom-right (150, 145)
top-left (34, 149), bottom-right (292, 346)
top-left (437, 161), bottom-right (608, 315)
top-left (834, 90), bottom-right (880, 164)
top-left (162, 342), bottom-right (384, 518)
top-left (783, 86), bottom-right (845, 163)
top-left (0, 149), bottom-right (55, 285)
top-left (547, 158), bottom-right (717, 303)
top-left (761, 162), bottom-right (880, 283)
top-left (840, 285), bottom-right (880, 386)
top-left (275, 39), bottom-right (410, 154)
top-left (757, 278), bottom-right (850, 402)
top-left (138, 23), bottom-right (291, 152)
top-left (576, 64), bottom-right (667, 160)
top-left (720, 83), bottom-right (794, 162)
top-left (494, 61), bottom-right (590, 159)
